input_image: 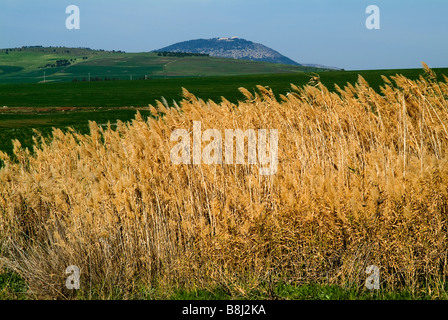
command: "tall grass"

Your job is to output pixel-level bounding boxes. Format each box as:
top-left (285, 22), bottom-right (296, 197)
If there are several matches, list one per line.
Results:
top-left (1, 65), bottom-right (448, 299)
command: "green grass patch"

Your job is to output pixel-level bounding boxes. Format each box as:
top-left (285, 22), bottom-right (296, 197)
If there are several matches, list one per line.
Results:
top-left (1, 268), bottom-right (438, 300)
top-left (0, 270), bottom-right (28, 300)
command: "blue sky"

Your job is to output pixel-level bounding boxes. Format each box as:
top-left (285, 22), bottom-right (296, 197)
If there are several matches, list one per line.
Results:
top-left (0, 0), bottom-right (447, 70)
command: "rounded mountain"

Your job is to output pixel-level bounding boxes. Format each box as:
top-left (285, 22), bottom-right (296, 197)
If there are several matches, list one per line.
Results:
top-left (154, 37), bottom-right (301, 66)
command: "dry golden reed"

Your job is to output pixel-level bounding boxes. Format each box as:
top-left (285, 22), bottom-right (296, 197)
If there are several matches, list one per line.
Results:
top-left (1, 66), bottom-right (448, 299)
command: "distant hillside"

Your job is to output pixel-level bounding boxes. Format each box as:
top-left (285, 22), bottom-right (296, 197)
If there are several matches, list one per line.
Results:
top-left (0, 46), bottom-right (330, 84)
top-left (154, 37), bottom-right (301, 66)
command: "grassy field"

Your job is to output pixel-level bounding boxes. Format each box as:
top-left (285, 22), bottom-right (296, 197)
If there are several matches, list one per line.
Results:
top-left (0, 47), bottom-right (323, 84)
top-left (2, 67), bottom-right (447, 108)
top-left (0, 47), bottom-right (105, 83)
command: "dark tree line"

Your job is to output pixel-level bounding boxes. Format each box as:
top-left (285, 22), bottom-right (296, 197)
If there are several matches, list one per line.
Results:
top-left (156, 51), bottom-right (209, 57)
top-left (38, 59), bottom-right (72, 69)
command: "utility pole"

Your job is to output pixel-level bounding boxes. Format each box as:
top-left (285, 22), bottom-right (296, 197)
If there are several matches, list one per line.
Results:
top-left (88, 73), bottom-right (91, 82)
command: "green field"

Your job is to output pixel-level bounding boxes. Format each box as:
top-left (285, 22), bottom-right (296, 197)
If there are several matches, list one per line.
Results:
top-left (0, 270), bottom-right (426, 300)
top-left (0, 46), bottom-right (325, 83)
top-left (1, 67), bottom-right (448, 156)
top-left (2, 67), bottom-right (448, 108)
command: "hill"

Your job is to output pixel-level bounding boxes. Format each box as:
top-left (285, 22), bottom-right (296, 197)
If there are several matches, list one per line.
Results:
top-left (154, 37), bottom-right (301, 66)
top-left (0, 46), bottom-right (327, 84)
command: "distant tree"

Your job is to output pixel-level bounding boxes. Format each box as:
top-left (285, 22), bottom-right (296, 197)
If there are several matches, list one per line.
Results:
top-left (54, 59), bottom-right (71, 67)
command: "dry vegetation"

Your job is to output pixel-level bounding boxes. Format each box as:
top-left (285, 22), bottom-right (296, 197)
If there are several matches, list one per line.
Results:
top-left (1, 64), bottom-right (448, 299)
